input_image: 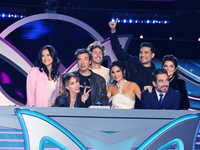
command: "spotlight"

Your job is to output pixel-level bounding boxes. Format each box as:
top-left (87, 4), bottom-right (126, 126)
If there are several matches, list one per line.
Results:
top-left (123, 19), bottom-right (127, 23)
top-left (45, 0), bottom-right (59, 13)
top-left (129, 19), bottom-right (133, 23)
top-left (111, 12), bottom-right (170, 25)
top-left (169, 37), bottom-right (172, 40)
top-left (1, 13), bottom-right (5, 18)
top-left (111, 18), bottom-right (115, 22)
top-left (140, 35), bottom-right (143, 39)
top-left (0, 6), bottom-right (26, 19)
top-left (198, 38), bottom-right (200, 41)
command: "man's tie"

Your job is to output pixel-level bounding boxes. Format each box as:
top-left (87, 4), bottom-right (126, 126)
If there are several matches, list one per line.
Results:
top-left (159, 94), bottom-right (164, 106)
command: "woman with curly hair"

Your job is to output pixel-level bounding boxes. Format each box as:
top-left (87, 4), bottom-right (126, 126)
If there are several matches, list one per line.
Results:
top-left (107, 61), bottom-right (141, 109)
top-left (26, 45), bottom-right (61, 107)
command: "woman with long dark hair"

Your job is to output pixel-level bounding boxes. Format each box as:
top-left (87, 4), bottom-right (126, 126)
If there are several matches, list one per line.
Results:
top-left (107, 61), bottom-right (141, 109)
top-left (26, 45), bottom-right (61, 107)
top-left (53, 72), bottom-right (90, 107)
top-left (162, 54), bottom-right (190, 110)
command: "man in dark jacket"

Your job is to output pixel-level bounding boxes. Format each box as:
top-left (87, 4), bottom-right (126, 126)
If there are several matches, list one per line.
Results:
top-left (108, 18), bottom-right (156, 109)
top-left (74, 48), bottom-right (109, 107)
top-left (141, 68), bottom-right (180, 110)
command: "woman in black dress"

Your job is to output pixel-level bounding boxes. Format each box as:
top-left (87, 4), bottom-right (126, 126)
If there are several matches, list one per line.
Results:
top-left (162, 54), bottom-right (190, 110)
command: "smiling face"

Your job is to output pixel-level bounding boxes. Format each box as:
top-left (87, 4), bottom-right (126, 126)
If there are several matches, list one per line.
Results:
top-left (153, 73), bottom-right (169, 94)
top-left (162, 60), bottom-right (177, 78)
top-left (111, 66), bottom-right (124, 83)
top-left (41, 49), bottom-right (53, 69)
top-left (91, 47), bottom-right (103, 64)
top-left (66, 77), bottom-right (80, 94)
top-left (139, 47), bottom-right (155, 67)
top-left (77, 53), bottom-right (91, 73)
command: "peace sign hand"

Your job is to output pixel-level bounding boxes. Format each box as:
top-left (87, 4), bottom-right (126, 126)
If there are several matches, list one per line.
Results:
top-left (81, 87), bottom-right (91, 103)
top-left (108, 18), bottom-right (118, 33)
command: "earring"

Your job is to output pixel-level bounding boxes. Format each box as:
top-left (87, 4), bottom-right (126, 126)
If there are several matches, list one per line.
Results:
top-left (123, 73), bottom-right (126, 78)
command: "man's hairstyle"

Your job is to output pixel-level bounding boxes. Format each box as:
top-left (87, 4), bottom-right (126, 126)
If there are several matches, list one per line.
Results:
top-left (140, 42), bottom-right (155, 53)
top-left (86, 41), bottom-right (105, 56)
top-left (74, 48), bottom-right (92, 60)
top-left (152, 68), bottom-right (168, 83)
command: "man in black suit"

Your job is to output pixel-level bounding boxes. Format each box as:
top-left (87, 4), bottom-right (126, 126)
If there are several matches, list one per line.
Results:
top-left (141, 68), bottom-right (180, 110)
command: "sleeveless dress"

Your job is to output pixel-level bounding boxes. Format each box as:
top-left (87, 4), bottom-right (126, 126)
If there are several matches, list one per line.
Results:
top-left (110, 80), bottom-right (135, 109)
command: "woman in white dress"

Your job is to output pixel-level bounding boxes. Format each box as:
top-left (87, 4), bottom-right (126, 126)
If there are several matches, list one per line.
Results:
top-left (107, 61), bottom-right (141, 109)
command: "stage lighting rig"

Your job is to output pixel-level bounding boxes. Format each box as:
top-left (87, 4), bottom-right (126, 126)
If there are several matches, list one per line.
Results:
top-left (111, 12), bottom-right (170, 25)
top-left (44, 0), bottom-right (59, 13)
top-left (0, 6), bottom-right (26, 19)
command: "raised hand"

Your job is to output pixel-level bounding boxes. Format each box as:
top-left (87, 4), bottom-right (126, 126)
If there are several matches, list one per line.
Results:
top-left (81, 87), bottom-right (91, 103)
top-left (108, 18), bottom-right (118, 33)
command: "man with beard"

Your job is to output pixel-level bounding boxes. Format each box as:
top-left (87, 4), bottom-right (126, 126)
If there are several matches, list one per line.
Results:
top-left (108, 18), bottom-right (156, 109)
top-left (141, 68), bottom-right (180, 110)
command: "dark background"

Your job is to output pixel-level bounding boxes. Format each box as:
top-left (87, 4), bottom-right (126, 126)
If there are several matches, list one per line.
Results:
top-left (0, 0), bottom-right (200, 59)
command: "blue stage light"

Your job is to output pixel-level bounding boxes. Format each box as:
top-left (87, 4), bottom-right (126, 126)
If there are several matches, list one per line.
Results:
top-left (111, 18), bottom-right (115, 22)
top-left (1, 13), bottom-right (6, 18)
top-left (141, 20), bottom-right (144, 23)
top-left (22, 20), bottom-right (49, 40)
top-left (117, 19), bottom-right (121, 23)
top-left (159, 20), bottom-right (161, 24)
top-left (14, 14), bottom-right (17, 18)
top-left (135, 20), bottom-right (138, 23)
top-left (8, 14), bottom-right (11, 18)
top-left (164, 20), bottom-right (168, 24)
top-left (146, 20), bottom-right (150, 24)
top-left (123, 19), bottom-right (127, 23)
top-left (129, 19), bottom-right (133, 23)
top-left (152, 20), bottom-right (156, 24)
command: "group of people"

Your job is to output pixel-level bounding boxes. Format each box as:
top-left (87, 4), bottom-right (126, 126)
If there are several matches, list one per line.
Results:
top-left (26, 19), bottom-right (190, 110)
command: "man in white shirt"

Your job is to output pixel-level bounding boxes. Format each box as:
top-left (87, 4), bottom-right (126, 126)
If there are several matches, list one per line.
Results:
top-left (87, 41), bottom-right (111, 87)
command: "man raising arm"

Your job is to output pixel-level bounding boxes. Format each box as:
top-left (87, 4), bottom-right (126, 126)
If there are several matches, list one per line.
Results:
top-left (108, 18), bottom-right (156, 109)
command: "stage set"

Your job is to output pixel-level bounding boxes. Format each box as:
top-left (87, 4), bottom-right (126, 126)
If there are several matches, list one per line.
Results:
top-left (1, 0), bottom-right (200, 149)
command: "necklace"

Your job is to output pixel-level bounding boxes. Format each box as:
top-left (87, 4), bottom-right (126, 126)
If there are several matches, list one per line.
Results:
top-left (169, 76), bottom-right (175, 83)
top-left (116, 79), bottom-right (126, 93)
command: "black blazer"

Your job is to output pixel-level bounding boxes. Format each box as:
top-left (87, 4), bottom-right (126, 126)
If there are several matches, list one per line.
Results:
top-left (169, 76), bottom-right (190, 110)
top-left (141, 87), bottom-right (180, 110)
